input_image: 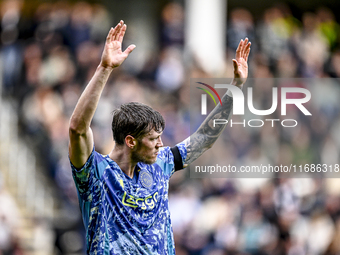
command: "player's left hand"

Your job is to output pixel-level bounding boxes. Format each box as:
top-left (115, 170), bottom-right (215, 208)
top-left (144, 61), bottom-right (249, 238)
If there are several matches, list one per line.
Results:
top-left (232, 38), bottom-right (251, 87)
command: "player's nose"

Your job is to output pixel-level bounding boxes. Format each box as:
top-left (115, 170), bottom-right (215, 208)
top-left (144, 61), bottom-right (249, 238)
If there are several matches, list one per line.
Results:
top-left (157, 136), bottom-right (163, 148)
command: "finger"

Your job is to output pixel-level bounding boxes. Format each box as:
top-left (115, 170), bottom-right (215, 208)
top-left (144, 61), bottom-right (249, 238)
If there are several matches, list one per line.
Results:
top-left (123, 44), bottom-right (136, 55)
top-left (106, 27), bottom-right (114, 43)
top-left (232, 59), bottom-right (238, 73)
top-left (243, 41), bottom-right (251, 59)
top-left (242, 38), bottom-right (249, 56)
top-left (112, 22), bottom-right (121, 41)
top-left (236, 39), bottom-right (243, 59)
top-left (110, 23), bottom-right (119, 42)
top-left (114, 20), bottom-right (124, 41)
top-left (112, 21), bottom-right (123, 41)
top-left (245, 47), bottom-right (251, 62)
top-left (118, 24), bottom-right (127, 43)
top-left (111, 22), bottom-right (121, 38)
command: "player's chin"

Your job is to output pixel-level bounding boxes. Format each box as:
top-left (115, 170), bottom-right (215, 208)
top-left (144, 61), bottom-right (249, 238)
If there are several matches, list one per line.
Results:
top-left (143, 155), bottom-right (158, 164)
top-left (143, 159), bottom-right (156, 165)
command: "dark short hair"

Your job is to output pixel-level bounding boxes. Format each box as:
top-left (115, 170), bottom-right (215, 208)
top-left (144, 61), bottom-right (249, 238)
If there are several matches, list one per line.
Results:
top-left (112, 102), bottom-right (165, 145)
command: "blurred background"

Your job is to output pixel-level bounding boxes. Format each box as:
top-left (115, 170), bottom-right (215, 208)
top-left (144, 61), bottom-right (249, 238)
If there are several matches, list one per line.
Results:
top-left (1, 0), bottom-right (340, 254)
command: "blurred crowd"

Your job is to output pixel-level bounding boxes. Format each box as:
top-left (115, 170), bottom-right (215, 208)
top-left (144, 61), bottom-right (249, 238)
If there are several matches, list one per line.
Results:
top-left (1, 0), bottom-right (340, 254)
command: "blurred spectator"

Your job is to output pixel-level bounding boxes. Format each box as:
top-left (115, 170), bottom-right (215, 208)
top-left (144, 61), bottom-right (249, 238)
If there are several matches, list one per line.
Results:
top-left (227, 8), bottom-right (255, 52)
top-left (316, 7), bottom-right (340, 51)
top-left (257, 7), bottom-right (291, 72)
top-left (160, 2), bottom-right (184, 48)
top-left (0, 0), bottom-right (23, 95)
top-left (64, 2), bottom-right (92, 53)
top-left (0, 175), bottom-right (23, 254)
top-left (294, 12), bottom-right (329, 77)
top-left (155, 46), bottom-right (185, 93)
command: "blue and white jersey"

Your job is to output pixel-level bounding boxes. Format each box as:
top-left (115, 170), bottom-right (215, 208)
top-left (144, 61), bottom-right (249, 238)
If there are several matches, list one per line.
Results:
top-left (70, 143), bottom-right (187, 255)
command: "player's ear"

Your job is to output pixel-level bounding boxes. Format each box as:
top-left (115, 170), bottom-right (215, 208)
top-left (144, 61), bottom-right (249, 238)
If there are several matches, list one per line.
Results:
top-left (125, 135), bottom-right (137, 149)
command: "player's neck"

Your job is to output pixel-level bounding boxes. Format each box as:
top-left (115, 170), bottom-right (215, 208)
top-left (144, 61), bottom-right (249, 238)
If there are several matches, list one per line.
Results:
top-left (109, 145), bottom-right (136, 179)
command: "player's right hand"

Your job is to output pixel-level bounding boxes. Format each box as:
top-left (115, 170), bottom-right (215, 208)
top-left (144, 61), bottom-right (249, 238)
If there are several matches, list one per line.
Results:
top-left (100, 20), bottom-right (136, 69)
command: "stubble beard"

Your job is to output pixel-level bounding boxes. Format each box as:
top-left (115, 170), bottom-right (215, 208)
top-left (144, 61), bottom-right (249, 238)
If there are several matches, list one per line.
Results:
top-left (131, 151), bottom-right (156, 165)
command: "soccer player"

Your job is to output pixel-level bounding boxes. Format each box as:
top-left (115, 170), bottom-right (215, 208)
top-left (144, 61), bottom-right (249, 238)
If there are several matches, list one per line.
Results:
top-left (69, 20), bottom-right (250, 254)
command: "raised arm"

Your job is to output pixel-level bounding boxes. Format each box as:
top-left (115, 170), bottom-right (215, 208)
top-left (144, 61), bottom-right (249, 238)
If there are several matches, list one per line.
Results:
top-left (69, 20), bottom-right (136, 168)
top-left (183, 38), bottom-right (251, 167)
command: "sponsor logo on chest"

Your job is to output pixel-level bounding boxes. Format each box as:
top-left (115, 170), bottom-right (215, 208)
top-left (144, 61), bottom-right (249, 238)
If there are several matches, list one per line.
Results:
top-left (122, 191), bottom-right (159, 210)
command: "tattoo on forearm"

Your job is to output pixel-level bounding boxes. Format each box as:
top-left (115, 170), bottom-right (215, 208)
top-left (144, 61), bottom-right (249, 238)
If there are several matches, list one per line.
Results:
top-left (185, 93), bottom-right (233, 165)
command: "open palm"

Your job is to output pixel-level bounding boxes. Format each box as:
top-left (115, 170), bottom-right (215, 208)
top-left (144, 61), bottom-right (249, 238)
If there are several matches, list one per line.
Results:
top-left (100, 20), bottom-right (136, 69)
top-left (232, 38), bottom-right (251, 86)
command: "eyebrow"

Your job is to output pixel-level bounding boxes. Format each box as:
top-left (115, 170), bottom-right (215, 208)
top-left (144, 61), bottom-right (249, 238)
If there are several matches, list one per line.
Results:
top-left (150, 132), bottom-right (162, 138)
top-left (149, 130), bottom-right (163, 135)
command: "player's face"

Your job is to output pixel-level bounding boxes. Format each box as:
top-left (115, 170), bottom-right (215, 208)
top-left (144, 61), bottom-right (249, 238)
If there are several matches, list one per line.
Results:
top-left (132, 129), bottom-right (163, 164)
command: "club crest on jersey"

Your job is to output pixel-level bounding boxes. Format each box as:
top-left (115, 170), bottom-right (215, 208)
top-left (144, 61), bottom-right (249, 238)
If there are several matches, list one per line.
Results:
top-left (140, 170), bottom-right (153, 189)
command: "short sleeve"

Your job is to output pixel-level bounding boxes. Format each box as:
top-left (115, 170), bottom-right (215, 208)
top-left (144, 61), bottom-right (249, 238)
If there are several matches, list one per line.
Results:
top-left (69, 148), bottom-right (108, 200)
top-left (174, 142), bottom-right (187, 170)
top-left (156, 142), bottom-right (187, 177)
